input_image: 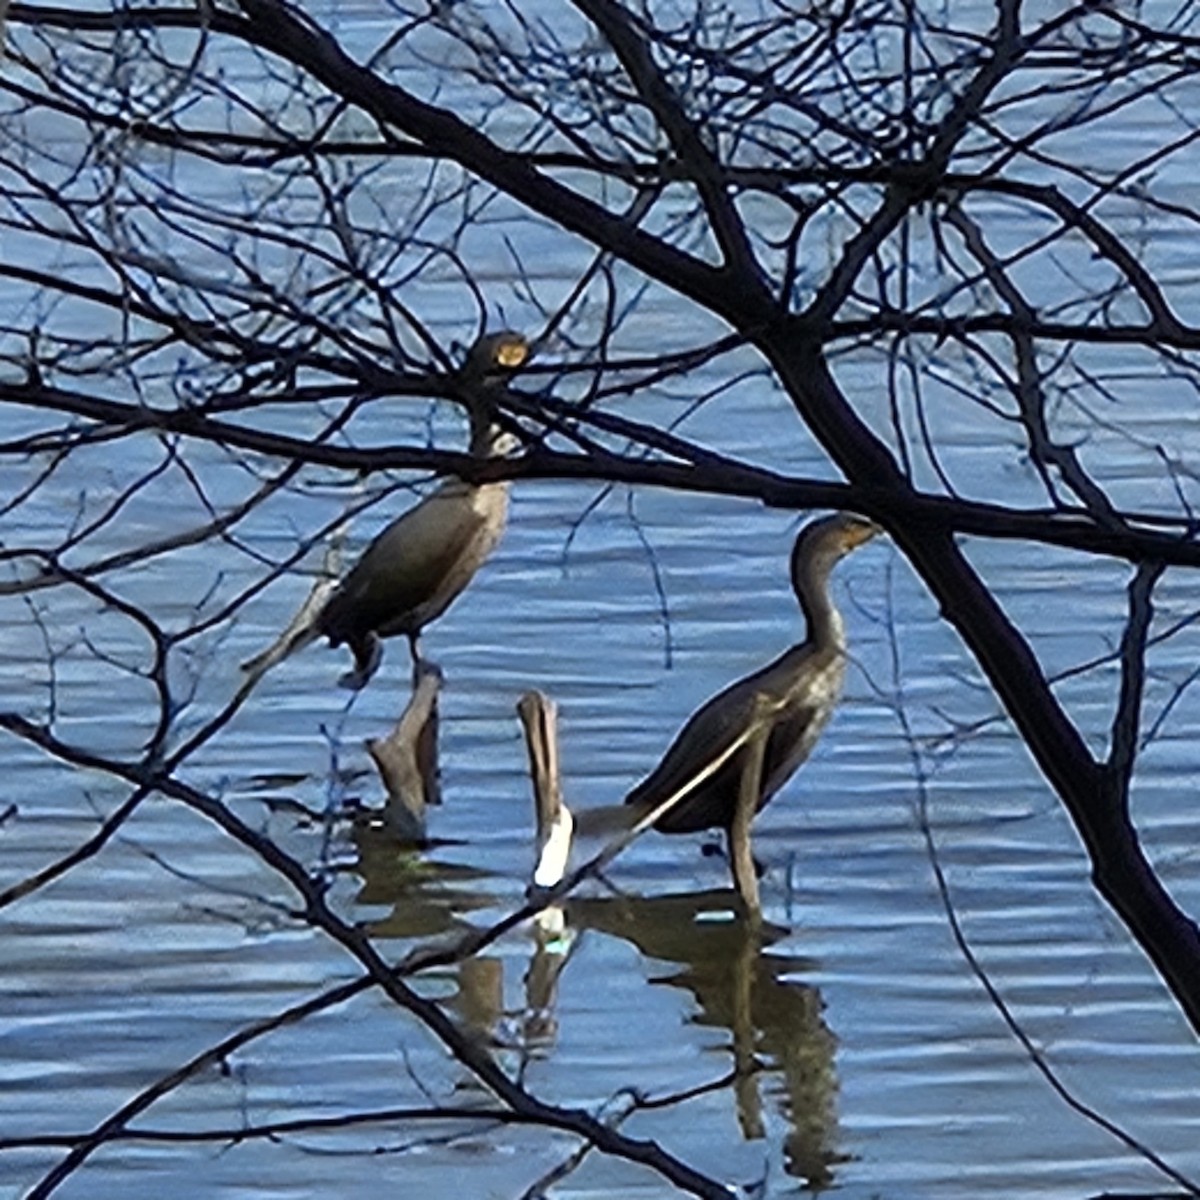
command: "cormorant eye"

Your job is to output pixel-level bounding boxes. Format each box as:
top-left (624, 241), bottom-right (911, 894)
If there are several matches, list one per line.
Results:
top-left (494, 341), bottom-right (529, 369)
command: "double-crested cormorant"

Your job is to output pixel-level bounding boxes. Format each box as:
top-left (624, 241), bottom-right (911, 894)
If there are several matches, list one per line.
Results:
top-left (622, 513), bottom-right (879, 912)
top-left (318, 331), bottom-right (531, 687)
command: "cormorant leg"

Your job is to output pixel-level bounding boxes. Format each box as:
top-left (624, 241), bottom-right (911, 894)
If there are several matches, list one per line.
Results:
top-left (728, 810), bottom-right (761, 917)
top-left (407, 633), bottom-right (423, 688)
top-left (729, 708), bottom-right (771, 920)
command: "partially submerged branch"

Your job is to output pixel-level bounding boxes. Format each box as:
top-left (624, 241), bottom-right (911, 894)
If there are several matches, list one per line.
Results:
top-left (518, 690), bottom-right (572, 891)
top-left (365, 661), bottom-right (443, 842)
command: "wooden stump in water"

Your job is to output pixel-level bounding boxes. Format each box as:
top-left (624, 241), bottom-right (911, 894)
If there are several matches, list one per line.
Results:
top-left (365, 660), bottom-right (443, 842)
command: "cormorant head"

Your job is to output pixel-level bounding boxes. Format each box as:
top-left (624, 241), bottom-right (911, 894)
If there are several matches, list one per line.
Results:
top-left (459, 330), bottom-right (533, 386)
top-left (454, 331), bottom-right (533, 450)
top-left (790, 512), bottom-right (880, 585)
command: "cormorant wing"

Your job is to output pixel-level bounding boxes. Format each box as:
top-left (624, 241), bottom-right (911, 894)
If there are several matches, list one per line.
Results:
top-left (625, 644), bottom-right (818, 829)
top-left (322, 481), bottom-right (491, 639)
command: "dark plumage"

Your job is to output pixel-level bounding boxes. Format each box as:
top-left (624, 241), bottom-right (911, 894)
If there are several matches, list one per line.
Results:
top-left (624, 513), bottom-right (879, 909)
top-left (317, 331), bottom-right (530, 687)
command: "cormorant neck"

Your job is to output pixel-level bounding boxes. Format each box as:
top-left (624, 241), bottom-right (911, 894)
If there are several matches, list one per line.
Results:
top-left (467, 407), bottom-right (513, 457)
top-left (794, 552), bottom-right (845, 651)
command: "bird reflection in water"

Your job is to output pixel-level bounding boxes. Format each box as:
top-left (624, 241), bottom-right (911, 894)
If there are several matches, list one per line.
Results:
top-left (517, 691), bottom-right (843, 1190)
top-left (351, 820), bottom-right (843, 1186)
top-left (341, 682), bottom-right (571, 1069)
top-left (347, 817), bottom-right (495, 941)
top-left (566, 889), bottom-right (843, 1190)
top-left (350, 829), bottom-right (573, 1074)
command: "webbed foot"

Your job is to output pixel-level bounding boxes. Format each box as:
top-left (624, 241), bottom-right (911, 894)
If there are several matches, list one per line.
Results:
top-left (338, 633), bottom-right (382, 689)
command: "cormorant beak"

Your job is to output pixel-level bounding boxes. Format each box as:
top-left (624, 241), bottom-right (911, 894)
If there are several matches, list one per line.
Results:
top-left (842, 517), bottom-right (882, 550)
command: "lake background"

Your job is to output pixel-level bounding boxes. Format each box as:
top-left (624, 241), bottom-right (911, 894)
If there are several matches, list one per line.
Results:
top-left (2, 2), bottom-right (1199, 1198)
